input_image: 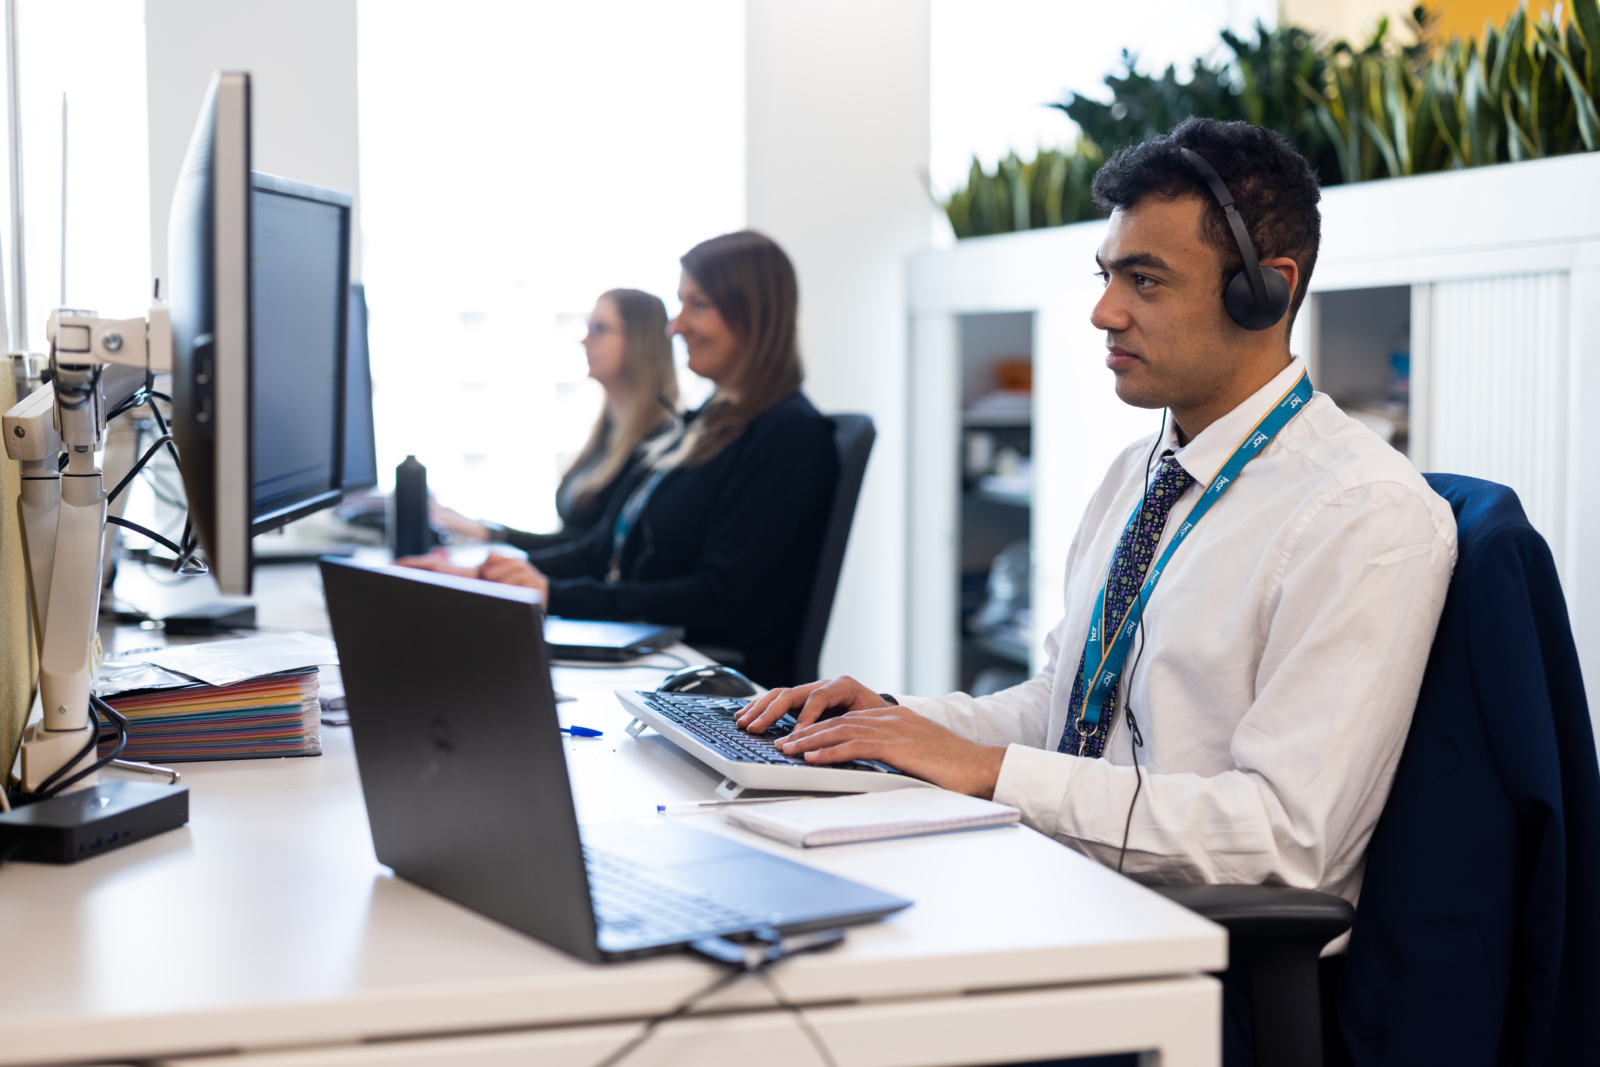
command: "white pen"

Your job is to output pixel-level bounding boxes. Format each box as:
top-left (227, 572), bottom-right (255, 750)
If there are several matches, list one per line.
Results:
top-left (657, 796), bottom-right (810, 814)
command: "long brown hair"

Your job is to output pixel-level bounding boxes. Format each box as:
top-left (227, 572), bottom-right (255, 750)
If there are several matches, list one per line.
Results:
top-left (564, 289), bottom-right (678, 506)
top-left (664, 231), bottom-right (803, 468)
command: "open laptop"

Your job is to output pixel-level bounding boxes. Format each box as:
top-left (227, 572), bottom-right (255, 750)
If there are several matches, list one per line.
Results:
top-left (319, 558), bottom-right (911, 963)
top-left (615, 689), bottom-right (937, 800)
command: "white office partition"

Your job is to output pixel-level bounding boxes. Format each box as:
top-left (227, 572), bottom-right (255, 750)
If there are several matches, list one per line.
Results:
top-left (1428, 272), bottom-right (1572, 569)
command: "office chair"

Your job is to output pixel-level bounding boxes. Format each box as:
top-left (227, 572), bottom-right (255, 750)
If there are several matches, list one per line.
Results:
top-left (1157, 474), bottom-right (1600, 1067)
top-left (791, 414), bottom-right (876, 684)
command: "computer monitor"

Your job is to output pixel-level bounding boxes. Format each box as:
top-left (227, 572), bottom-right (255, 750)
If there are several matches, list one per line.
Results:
top-left (250, 172), bottom-right (351, 524)
top-left (342, 283), bottom-right (377, 490)
top-left (168, 72), bottom-right (352, 595)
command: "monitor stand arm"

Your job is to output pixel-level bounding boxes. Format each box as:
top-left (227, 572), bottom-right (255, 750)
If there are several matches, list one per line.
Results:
top-left (3, 306), bottom-right (172, 795)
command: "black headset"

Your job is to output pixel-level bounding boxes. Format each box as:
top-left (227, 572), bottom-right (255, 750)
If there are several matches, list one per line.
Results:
top-left (1179, 148), bottom-right (1291, 332)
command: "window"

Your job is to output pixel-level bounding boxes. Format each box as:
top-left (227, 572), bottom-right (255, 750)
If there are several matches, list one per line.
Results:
top-left (357, 0), bottom-right (742, 533)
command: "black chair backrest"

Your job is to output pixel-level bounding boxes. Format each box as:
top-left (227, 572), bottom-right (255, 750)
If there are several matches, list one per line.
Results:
top-left (792, 414), bottom-right (875, 684)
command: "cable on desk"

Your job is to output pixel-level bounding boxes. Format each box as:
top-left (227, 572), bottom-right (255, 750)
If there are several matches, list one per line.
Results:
top-left (25, 705), bottom-right (107, 800)
top-left (590, 964), bottom-right (747, 1067)
top-left (757, 970), bottom-right (839, 1067)
top-left (43, 699), bottom-right (129, 799)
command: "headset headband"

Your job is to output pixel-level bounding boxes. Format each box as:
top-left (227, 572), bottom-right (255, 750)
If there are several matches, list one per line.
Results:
top-left (1179, 148), bottom-right (1270, 310)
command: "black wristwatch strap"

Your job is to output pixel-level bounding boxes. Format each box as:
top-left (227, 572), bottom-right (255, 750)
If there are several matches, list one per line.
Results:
top-left (482, 521), bottom-right (508, 544)
top-left (879, 692), bottom-right (899, 706)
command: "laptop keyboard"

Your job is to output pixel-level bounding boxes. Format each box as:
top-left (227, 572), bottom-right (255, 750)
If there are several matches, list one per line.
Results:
top-left (637, 692), bottom-right (896, 773)
top-left (585, 845), bottom-right (771, 946)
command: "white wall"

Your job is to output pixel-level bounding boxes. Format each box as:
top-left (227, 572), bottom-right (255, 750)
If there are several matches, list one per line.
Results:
top-left (145, 0), bottom-right (360, 289)
top-left (745, 0), bottom-right (932, 693)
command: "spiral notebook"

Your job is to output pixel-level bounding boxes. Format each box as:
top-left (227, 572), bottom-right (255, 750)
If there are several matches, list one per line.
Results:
top-left (725, 788), bottom-right (1020, 848)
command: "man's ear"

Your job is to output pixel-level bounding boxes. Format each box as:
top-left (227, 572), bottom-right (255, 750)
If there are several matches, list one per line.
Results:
top-left (1260, 257), bottom-right (1299, 304)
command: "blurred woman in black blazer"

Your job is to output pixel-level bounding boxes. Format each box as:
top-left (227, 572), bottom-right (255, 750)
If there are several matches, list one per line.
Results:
top-left (430, 288), bottom-right (679, 550)
top-left (403, 232), bottom-right (839, 687)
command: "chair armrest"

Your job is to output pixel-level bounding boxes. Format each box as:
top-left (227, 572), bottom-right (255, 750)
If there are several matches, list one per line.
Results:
top-left (1154, 885), bottom-right (1354, 1067)
top-left (1154, 884), bottom-right (1354, 945)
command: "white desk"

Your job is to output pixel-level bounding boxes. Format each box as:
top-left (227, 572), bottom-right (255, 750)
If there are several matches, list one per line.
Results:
top-left (0, 563), bottom-right (1225, 1067)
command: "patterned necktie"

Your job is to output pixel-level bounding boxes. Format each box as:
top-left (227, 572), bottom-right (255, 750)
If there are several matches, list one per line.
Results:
top-left (1058, 456), bottom-right (1195, 758)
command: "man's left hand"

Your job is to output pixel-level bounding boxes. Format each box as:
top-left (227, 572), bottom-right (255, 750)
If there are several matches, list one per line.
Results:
top-left (776, 704), bottom-right (1008, 799)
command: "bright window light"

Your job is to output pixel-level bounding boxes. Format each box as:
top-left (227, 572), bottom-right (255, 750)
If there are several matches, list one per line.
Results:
top-left (0, 0), bottom-right (150, 349)
top-left (357, 0), bottom-right (743, 534)
top-left (930, 0), bottom-right (1277, 207)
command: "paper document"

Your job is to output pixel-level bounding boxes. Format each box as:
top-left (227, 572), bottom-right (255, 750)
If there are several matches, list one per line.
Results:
top-left (122, 631), bottom-right (339, 687)
top-left (725, 788), bottom-right (1020, 848)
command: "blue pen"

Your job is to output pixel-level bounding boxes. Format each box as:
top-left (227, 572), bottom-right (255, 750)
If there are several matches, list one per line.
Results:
top-left (561, 725), bottom-right (603, 738)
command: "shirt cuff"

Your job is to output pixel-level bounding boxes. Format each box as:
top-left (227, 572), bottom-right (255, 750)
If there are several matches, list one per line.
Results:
top-left (993, 743), bottom-right (1082, 839)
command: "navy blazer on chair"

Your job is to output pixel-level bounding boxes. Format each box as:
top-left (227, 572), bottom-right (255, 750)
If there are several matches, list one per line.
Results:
top-left (1338, 474), bottom-right (1600, 1064)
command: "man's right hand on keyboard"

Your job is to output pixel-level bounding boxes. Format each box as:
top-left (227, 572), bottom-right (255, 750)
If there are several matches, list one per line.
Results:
top-left (736, 676), bottom-right (892, 735)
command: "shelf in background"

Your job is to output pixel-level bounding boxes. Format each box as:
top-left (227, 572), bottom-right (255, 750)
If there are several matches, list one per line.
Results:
top-left (974, 485), bottom-right (1031, 509)
top-left (972, 632), bottom-right (1030, 666)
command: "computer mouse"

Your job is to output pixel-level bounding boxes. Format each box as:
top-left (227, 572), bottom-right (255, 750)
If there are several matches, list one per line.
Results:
top-left (657, 664), bottom-right (760, 698)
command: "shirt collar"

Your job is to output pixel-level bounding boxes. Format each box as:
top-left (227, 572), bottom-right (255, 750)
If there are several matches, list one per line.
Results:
top-left (1165, 356), bottom-right (1308, 487)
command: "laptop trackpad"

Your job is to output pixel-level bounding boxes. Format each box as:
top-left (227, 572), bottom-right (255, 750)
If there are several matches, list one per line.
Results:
top-left (584, 819), bottom-right (902, 925)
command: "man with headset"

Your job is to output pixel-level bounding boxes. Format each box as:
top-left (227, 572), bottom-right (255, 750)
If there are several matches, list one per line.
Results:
top-left (739, 117), bottom-right (1457, 905)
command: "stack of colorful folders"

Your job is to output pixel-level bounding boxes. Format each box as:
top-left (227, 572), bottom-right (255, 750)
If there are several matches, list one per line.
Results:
top-left (98, 667), bottom-right (321, 763)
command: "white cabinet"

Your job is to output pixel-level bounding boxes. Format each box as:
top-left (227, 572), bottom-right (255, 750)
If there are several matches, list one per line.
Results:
top-left (907, 152), bottom-right (1600, 719)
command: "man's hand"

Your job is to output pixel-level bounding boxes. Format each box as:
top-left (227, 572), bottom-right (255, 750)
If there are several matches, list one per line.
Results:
top-left (736, 675), bottom-right (891, 733)
top-left (776, 704), bottom-right (1009, 799)
top-left (478, 554), bottom-right (550, 601)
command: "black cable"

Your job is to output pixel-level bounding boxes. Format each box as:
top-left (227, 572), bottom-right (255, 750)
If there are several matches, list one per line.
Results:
top-left (107, 514), bottom-right (186, 558)
top-left (1116, 408), bottom-right (1169, 875)
top-left (36, 698), bottom-right (130, 800)
top-left (592, 965), bottom-right (747, 1067)
top-left (756, 970), bottom-right (839, 1067)
top-left (137, 392), bottom-right (183, 473)
top-left (105, 388), bottom-right (148, 423)
top-left (29, 703), bottom-right (109, 796)
top-left (106, 434), bottom-right (174, 504)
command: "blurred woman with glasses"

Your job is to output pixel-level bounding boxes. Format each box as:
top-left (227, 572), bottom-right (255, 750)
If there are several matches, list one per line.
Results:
top-left (431, 288), bottom-right (680, 550)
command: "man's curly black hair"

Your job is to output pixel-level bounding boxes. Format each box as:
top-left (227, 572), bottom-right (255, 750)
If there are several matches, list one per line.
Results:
top-left (1091, 117), bottom-right (1322, 326)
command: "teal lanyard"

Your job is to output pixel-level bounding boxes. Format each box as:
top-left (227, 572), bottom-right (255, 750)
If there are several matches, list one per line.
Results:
top-left (606, 467), bottom-right (670, 583)
top-left (1075, 371), bottom-right (1313, 733)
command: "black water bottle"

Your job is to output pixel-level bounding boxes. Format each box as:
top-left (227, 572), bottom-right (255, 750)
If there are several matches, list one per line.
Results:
top-left (391, 455), bottom-right (429, 558)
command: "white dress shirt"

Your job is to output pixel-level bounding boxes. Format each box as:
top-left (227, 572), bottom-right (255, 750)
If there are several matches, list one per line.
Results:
top-left (903, 357), bottom-right (1457, 906)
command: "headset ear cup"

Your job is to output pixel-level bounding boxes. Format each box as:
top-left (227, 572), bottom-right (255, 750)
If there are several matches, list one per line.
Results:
top-left (1224, 267), bottom-right (1292, 331)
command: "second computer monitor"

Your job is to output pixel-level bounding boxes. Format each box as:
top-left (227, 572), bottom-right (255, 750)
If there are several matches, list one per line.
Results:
top-left (250, 172), bottom-right (352, 529)
top-left (343, 283), bottom-right (378, 491)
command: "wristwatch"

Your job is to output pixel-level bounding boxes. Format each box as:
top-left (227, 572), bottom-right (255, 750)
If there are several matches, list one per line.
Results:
top-left (879, 692), bottom-right (899, 706)
top-left (482, 520), bottom-right (509, 544)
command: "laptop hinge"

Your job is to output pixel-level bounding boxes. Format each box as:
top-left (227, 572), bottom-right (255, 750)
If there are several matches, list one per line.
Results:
top-left (714, 777), bottom-right (746, 801)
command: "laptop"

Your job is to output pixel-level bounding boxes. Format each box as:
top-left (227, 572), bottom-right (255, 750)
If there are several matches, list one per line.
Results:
top-left (319, 558), bottom-right (911, 963)
top-left (615, 689), bottom-right (937, 800)
top-left (544, 617), bottom-right (684, 661)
